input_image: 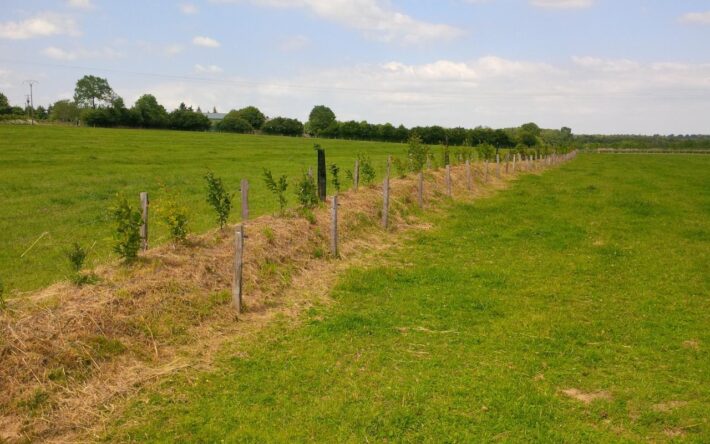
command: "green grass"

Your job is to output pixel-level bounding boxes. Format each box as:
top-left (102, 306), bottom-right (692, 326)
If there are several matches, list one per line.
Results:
top-left (0, 125), bottom-right (400, 292)
top-left (108, 154), bottom-right (709, 442)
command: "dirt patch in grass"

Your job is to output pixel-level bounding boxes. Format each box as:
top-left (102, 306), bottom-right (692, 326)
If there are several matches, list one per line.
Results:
top-left (561, 388), bottom-right (612, 404)
top-left (0, 157), bottom-right (566, 442)
top-left (682, 340), bottom-right (700, 350)
top-left (652, 401), bottom-right (688, 413)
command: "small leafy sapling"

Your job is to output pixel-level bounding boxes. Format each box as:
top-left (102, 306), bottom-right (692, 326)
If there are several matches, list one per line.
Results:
top-left (406, 134), bottom-right (429, 172)
top-left (204, 171), bottom-right (232, 229)
top-left (111, 195), bottom-right (142, 262)
top-left (358, 154), bottom-right (376, 185)
top-left (392, 157), bottom-right (408, 178)
top-left (296, 170), bottom-right (318, 208)
top-left (329, 163), bottom-right (341, 193)
top-left (66, 243), bottom-right (97, 285)
top-left (263, 168), bottom-right (288, 215)
top-left (160, 186), bottom-right (189, 243)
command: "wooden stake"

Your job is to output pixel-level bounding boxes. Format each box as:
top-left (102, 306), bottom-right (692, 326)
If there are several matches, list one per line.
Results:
top-left (331, 195), bottom-right (338, 258)
top-left (316, 147), bottom-right (326, 202)
top-left (139, 192), bottom-right (148, 251)
top-left (418, 170), bottom-right (424, 208)
top-left (465, 159), bottom-right (472, 191)
top-left (233, 224), bottom-right (244, 313)
top-left (496, 153), bottom-right (501, 178)
top-left (512, 154), bottom-right (517, 173)
top-left (240, 179), bottom-right (249, 221)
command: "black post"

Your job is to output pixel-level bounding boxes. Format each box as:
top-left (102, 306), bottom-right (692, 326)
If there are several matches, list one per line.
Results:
top-left (316, 145), bottom-right (326, 202)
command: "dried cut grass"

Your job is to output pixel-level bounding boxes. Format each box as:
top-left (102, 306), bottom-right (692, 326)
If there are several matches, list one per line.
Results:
top-left (0, 156), bottom-right (567, 442)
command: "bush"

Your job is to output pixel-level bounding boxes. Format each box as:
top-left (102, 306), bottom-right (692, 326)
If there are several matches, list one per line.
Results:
top-left (329, 163), bottom-right (341, 193)
top-left (358, 154), bottom-right (376, 185)
top-left (204, 172), bottom-right (232, 229)
top-left (160, 188), bottom-right (189, 243)
top-left (263, 168), bottom-right (288, 215)
top-left (216, 112), bottom-right (253, 133)
top-left (66, 243), bottom-right (97, 285)
top-left (296, 171), bottom-right (318, 208)
top-left (169, 104), bottom-right (211, 131)
top-left (261, 117), bottom-right (304, 137)
top-left (406, 134), bottom-right (429, 172)
top-left (392, 157), bottom-right (408, 178)
top-left (234, 106), bottom-right (266, 130)
top-left (110, 195), bottom-right (142, 262)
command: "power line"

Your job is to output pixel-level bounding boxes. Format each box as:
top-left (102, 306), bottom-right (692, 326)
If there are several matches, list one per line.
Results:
top-left (23, 79), bottom-right (38, 125)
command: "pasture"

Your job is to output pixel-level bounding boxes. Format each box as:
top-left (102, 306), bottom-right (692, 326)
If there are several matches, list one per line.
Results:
top-left (107, 153), bottom-right (709, 442)
top-left (0, 126), bottom-right (397, 292)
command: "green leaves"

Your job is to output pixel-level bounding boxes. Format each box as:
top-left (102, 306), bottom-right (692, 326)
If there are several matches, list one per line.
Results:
top-left (204, 172), bottom-right (232, 229)
top-left (263, 168), bottom-right (288, 215)
top-left (110, 195), bottom-right (142, 262)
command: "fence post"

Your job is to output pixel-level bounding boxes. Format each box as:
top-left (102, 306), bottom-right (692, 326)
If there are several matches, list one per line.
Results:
top-left (331, 195), bottom-right (338, 258)
top-left (241, 179), bottom-right (249, 221)
top-left (317, 146), bottom-right (326, 202)
top-left (353, 159), bottom-right (360, 191)
top-left (446, 164), bottom-right (452, 197)
top-left (418, 170), bottom-right (424, 208)
top-left (382, 156), bottom-right (390, 229)
top-left (512, 154), bottom-right (517, 173)
top-left (496, 153), bottom-right (501, 178)
top-left (233, 224), bottom-right (244, 313)
top-left (140, 192), bottom-right (149, 251)
top-left (505, 154), bottom-right (510, 174)
top-left (466, 159), bottom-right (472, 191)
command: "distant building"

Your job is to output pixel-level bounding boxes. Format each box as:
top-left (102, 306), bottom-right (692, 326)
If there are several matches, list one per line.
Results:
top-left (203, 112), bottom-right (226, 121)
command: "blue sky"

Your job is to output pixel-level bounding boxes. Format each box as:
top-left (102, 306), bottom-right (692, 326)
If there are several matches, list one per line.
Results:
top-left (1, 0), bottom-right (709, 134)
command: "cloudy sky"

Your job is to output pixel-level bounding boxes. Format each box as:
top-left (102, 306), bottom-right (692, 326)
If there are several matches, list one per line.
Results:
top-left (1, 0), bottom-right (709, 134)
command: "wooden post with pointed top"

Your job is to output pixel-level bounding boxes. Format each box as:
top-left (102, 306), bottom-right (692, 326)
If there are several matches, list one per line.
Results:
top-left (140, 192), bottom-right (149, 251)
top-left (233, 224), bottom-right (244, 313)
top-left (240, 179), bottom-right (249, 221)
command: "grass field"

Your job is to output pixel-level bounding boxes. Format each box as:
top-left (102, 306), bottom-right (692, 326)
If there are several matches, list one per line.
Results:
top-left (0, 125), bottom-right (399, 292)
top-left (107, 154), bottom-right (709, 442)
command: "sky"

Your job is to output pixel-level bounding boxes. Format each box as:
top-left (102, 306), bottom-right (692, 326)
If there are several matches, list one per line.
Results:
top-left (1, 0), bottom-right (709, 134)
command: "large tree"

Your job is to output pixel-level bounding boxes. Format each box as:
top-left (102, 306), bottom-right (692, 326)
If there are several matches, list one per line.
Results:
top-left (234, 106), bottom-right (266, 130)
top-left (49, 99), bottom-right (80, 122)
top-left (132, 94), bottom-right (168, 128)
top-left (306, 105), bottom-right (336, 136)
top-left (217, 110), bottom-right (253, 133)
top-left (0, 92), bottom-right (10, 114)
top-left (73, 75), bottom-right (115, 109)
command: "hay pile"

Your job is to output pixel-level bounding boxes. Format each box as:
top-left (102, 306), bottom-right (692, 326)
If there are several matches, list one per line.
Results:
top-left (0, 158), bottom-right (562, 442)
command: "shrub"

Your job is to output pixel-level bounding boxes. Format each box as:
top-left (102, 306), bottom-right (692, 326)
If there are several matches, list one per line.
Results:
top-left (296, 171), bottom-right (318, 208)
top-left (261, 117), bottom-right (304, 137)
top-left (329, 163), bottom-right (341, 193)
top-left (263, 168), bottom-right (288, 215)
top-left (392, 156), bottom-right (408, 178)
top-left (110, 195), bottom-right (142, 262)
top-left (216, 112), bottom-right (253, 133)
top-left (65, 243), bottom-right (97, 285)
top-left (406, 134), bottom-right (429, 172)
top-left (160, 187), bottom-right (189, 243)
top-left (169, 104), bottom-right (211, 131)
top-left (358, 154), bottom-right (376, 185)
top-left (234, 106), bottom-right (266, 130)
top-left (204, 172), bottom-right (232, 229)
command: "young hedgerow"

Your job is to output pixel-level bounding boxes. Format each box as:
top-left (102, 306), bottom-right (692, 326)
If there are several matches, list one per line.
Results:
top-left (204, 171), bottom-right (232, 229)
top-left (296, 171), bottom-right (318, 209)
top-left (263, 168), bottom-right (288, 215)
top-left (160, 186), bottom-right (189, 243)
top-left (329, 163), bottom-right (341, 193)
top-left (66, 243), bottom-right (97, 285)
top-left (110, 195), bottom-right (142, 262)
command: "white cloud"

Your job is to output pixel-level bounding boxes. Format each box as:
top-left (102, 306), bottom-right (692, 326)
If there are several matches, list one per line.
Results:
top-left (0, 13), bottom-right (80, 40)
top-left (212, 0), bottom-right (464, 44)
top-left (530, 0), bottom-right (593, 9)
top-left (679, 11), bottom-right (710, 25)
top-left (165, 44), bottom-right (184, 56)
top-left (180, 3), bottom-right (199, 14)
top-left (192, 35), bottom-right (221, 47)
top-left (194, 64), bottom-right (224, 73)
top-left (279, 35), bottom-right (310, 51)
top-left (41, 46), bottom-right (123, 61)
top-left (67, 0), bottom-right (94, 9)
top-left (572, 56), bottom-right (639, 72)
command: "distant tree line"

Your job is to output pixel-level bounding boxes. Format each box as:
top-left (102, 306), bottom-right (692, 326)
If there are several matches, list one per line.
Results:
top-left (2, 75), bottom-right (709, 148)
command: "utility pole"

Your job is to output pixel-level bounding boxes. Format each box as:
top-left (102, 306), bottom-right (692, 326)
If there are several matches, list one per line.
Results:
top-left (24, 80), bottom-right (38, 125)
